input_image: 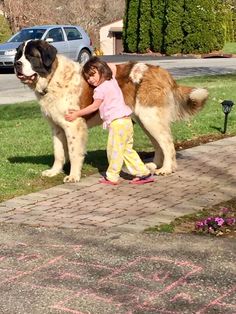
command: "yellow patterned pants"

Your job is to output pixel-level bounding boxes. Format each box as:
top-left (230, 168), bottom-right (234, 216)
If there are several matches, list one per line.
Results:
top-left (106, 117), bottom-right (150, 182)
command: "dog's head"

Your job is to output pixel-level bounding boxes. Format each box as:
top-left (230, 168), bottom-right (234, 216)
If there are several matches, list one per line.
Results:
top-left (14, 40), bottom-right (57, 84)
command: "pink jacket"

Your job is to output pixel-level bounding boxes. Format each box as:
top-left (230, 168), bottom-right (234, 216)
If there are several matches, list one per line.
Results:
top-left (93, 78), bottom-right (132, 129)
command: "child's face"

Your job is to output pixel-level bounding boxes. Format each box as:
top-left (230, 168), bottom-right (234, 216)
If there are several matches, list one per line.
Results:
top-left (87, 69), bottom-right (102, 87)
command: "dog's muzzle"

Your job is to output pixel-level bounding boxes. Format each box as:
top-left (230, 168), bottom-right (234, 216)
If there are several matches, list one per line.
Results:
top-left (14, 60), bottom-right (38, 83)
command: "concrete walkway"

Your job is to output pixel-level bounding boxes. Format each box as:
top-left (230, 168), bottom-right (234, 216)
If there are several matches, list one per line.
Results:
top-left (0, 136), bottom-right (235, 232)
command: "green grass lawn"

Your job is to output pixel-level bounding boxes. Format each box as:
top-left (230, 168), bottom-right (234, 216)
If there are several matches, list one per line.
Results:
top-left (223, 42), bottom-right (236, 54)
top-left (0, 74), bottom-right (236, 202)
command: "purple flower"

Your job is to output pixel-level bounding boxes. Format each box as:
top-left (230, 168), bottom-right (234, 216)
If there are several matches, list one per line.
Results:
top-left (214, 217), bottom-right (225, 226)
top-left (195, 221), bottom-right (204, 229)
top-left (225, 217), bottom-right (236, 226)
top-left (195, 213), bottom-right (235, 234)
top-left (220, 207), bottom-right (229, 215)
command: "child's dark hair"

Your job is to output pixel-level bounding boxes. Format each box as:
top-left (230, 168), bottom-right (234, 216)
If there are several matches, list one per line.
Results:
top-left (82, 56), bottom-right (112, 82)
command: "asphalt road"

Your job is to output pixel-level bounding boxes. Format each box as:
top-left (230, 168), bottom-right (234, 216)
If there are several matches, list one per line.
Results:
top-left (0, 56), bottom-right (236, 105)
top-left (0, 223), bottom-right (235, 314)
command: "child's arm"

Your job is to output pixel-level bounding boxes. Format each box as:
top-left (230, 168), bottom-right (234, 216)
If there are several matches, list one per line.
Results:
top-left (65, 99), bottom-right (102, 122)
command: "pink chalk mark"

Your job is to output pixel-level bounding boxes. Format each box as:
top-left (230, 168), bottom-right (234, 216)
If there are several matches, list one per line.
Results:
top-left (16, 242), bottom-right (27, 246)
top-left (170, 292), bottom-right (193, 303)
top-left (70, 261), bottom-right (114, 271)
top-left (110, 281), bottom-right (153, 294)
top-left (42, 244), bottom-right (82, 251)
top-left (51, 305), bottom-right (87, 314)
top-left (136, 271), bottom-right (170, 283)
top-left (100, 256), bottom-right (202, 298)
top-left (196, 286), bottom-right (236, 314)
top-left (135, 303), bottom-right (179, 314)
top-left (51, 289), bottom-right (122, 314)
top-left (3, 253), bottom-right (228, 314)
top-left (0, 255), bottom-right (63, 285)
top-left (18, 253), bottom-right (41, 261)
top-left (58, 272), bottom-right (81, 280)
top-left (187, 283), bottom-right (219, 292)
top-left (154, 266), bottom-right (202, 298)
top-left (218, 302), bottom-right (236, 310)
top-left (98, 256), bottom-right (144, 284)
top-left (21, 281), bottom-right (73, 293)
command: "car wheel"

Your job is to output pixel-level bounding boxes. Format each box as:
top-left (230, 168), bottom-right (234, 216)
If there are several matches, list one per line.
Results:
top-left (78, 49), bottom-right (91, 64)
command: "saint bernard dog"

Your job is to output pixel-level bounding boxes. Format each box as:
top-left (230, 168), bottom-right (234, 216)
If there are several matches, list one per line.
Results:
top-left (14, 40), bottom-right (208, 183)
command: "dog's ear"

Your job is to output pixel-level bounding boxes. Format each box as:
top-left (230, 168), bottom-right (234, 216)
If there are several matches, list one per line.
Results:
top-left (14, 42), bottom-right (24, 62)
top-left (36, 40), bottom-right (57, 68)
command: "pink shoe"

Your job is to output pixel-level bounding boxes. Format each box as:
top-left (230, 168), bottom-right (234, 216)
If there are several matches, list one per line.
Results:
top-left (129, 174), bottom-right (154, 185)
top-left (99, 177), bottom-right (119, 185)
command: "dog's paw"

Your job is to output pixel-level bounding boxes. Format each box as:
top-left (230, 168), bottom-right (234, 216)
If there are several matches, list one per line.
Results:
top-left (63, 175), bottom-right (80, 183)
top-left (145, 162), bottom-right (157, 174)
top-left (42, 169), bottom-right (61, 177)
top-left (154, 167), bottom-right (174, 176)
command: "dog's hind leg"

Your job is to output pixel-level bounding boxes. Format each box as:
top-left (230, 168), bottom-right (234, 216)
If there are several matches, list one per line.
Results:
top-left (135, 105), bottom-right (177, 175)
top-left (63, 119), bottom-right (88, 183)
top-left (135, 116), bottom-right (164, 170)
top-left (42, 122), bottom-right (68, 177)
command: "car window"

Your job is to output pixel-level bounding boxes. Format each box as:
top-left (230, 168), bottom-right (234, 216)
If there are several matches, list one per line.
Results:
top-left (9, 29), bottom-right (46, 42)
top-left (64, 27), bottom-right (82, 41)
top-left (45, 28), bottom-right (64, 42)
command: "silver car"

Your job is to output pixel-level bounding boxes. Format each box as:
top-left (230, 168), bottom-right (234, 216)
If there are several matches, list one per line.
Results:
top-left (0, 25), bottom-right (93, 68)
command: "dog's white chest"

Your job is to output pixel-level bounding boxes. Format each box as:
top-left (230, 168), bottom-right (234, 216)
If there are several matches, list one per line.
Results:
top-left (40, 95), bottom-right (66, 123)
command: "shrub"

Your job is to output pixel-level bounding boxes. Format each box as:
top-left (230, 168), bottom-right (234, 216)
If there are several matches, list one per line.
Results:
top-left (182, 0), bottom-right (217, 53)
top-left (164, 0), bottom-right (184, 55)
top-left (0, 15), bottom-right (12, 43)
top-left (123, 0), bottom-right (140, 53)
top-left (138, 0), bottom-right (151, 53)
top-left (150, 0), bottom-right (166, 53)
top-left (123, 0), bottom-right (229, 54)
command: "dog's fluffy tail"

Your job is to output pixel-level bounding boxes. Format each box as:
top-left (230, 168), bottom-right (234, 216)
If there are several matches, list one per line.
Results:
top-left (173, 85), bottom-right (209, 121)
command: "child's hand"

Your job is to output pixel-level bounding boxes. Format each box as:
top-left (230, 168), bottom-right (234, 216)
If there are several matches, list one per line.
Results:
top-left (65, 110), bottom-right (79, 122)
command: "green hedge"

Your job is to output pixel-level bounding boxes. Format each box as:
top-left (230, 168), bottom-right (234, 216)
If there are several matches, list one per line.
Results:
top-left (150, 0), bottom-right (165, 53)
top-left (123, 0), bottom-right (140, 53)
top-left (123, 0), bottom-right (232, 54)
top-left (138, 0), bottom-right (151, 52)
top-left (182, 0), bottom-right (218, 54)
top-left (164, 0), bottom-right (184, 55)
top-left (0, 15), bottom-right (11, 43)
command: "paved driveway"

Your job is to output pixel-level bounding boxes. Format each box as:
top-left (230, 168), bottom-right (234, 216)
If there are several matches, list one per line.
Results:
top-left (0, 57), bottom-right (236, 105)
top-left (0, 223), bottom-right (235, 314)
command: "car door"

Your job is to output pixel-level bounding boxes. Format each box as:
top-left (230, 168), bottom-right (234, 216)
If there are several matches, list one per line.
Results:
top-left (63, 27), bottom-right (83, 61)
top-left (44, 27), bottom-right (69, 58)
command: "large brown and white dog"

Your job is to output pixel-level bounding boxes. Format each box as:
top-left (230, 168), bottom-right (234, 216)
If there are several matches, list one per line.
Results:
top-left (14, 40), bottom-right (208, 183)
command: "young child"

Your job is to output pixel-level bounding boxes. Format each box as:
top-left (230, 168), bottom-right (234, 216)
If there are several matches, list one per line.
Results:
top-left (65, 57), bottom-right (154, 185)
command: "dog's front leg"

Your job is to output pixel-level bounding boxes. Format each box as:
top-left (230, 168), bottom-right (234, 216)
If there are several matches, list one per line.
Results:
top-left (63, 119), bottom-right (88, 183)
top-left (42, 121), bottom-right (68, 178)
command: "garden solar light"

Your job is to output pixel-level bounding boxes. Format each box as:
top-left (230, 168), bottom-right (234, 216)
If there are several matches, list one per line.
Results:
top-left (221, 100), bottom-right (234, 134)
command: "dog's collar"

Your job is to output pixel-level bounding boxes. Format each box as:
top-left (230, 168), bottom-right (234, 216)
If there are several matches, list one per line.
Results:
top-left (36, 58), bottom-right (58, 96)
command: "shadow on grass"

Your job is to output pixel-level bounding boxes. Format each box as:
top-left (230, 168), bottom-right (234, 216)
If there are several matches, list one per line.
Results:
top-left (8, 149), bottom-right (152, 179)
top-left (8, 155), bottom-right (54, 166)
top-left (8, 150), bottom-right (109, 173)
top-left (210, 125), bottom-right (223, 133)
